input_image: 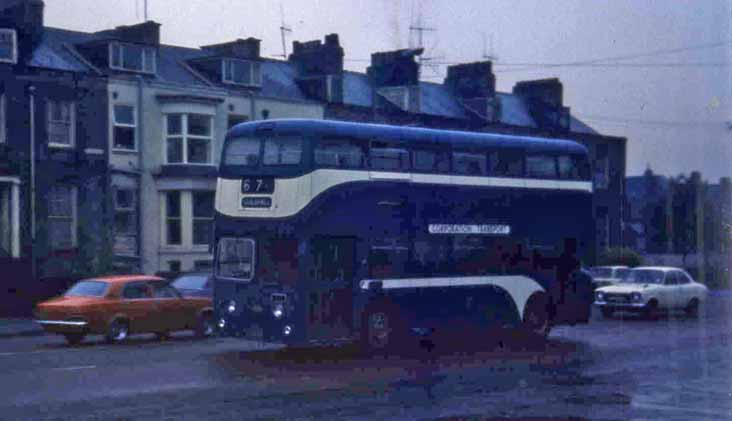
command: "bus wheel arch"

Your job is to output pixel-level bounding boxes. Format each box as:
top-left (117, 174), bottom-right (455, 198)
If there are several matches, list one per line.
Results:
top-left (522, 291), bottom-right (551, 338)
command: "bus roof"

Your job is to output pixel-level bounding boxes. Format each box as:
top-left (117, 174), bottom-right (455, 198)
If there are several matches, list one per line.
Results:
top-left (227, 118), bottom-right (588, 155)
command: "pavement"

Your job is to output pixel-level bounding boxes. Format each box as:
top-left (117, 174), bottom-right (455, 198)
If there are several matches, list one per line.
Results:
top-left (0, 318), bottom-right (44, 338)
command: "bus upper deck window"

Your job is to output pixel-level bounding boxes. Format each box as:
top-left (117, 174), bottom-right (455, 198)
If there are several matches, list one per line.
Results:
top-left (216, 238), bottom-right (255, 281)
top-left (453, 152), bottom-right (487, 176)
top-left (558, 155), bottom-right (580, 180)
top-left (495, 150), bottom-right (524, 177)
top-left (369, 141), bottom-right (409, 171)
top-left (413, 149), bottom-right (450, 173)
top-left (314, 138), bottom-right (364, 169)
top-left (526, 155), bottom-right (558, 179)
top-left (263, 137), bottom-right (302, 166)
top-left (224, 137), bottom-right (261, 166)
top-left (572, 155), bottom-right (591, 181)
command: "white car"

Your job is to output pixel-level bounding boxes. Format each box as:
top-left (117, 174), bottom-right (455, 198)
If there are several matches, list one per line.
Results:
top-left (589, 265), bottom-right (630, 289)
top-left (594, 266), bottom-right (708, 319)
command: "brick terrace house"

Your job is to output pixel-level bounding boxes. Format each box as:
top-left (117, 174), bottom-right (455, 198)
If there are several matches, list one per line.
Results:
top-left (0, 0), bottom-right (110, 313)
top-left (288, 34), bottom-right (628, 261)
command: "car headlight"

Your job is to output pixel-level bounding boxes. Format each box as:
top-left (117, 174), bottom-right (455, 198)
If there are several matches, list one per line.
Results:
top-left (226, 300), bottom-right (237, 314)
top-left (596, 292), bottom-right (605, 301)
top-left (631, 292), bottom-right (643, 303)
top-left (272, 304), bottom-right (284, 319)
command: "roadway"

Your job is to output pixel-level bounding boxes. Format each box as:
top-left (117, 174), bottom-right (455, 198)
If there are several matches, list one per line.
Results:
top-left (1, 295), bottom-right (731, 420)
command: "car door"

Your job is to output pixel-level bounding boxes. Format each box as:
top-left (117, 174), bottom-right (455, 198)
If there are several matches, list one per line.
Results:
top-left (676, 271), bottom-right (696, 307)
top-left (664, 272), bottom-right (683, 309)
top-left (120, 282), bottom-right (157, 333)
top-left (150, 282), bottom-right (189, 332)
top-left (658, 272), bottom-right (676, 309)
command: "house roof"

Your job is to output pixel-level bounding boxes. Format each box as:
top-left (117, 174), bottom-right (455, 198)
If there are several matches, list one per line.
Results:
top-left (31, 27), bottom-right (612, 138)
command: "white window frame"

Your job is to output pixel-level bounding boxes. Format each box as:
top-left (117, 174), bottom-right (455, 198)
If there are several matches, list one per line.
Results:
top-left (47, 99), bottom-right (75, 148)
top-left (162, 191), bottom-right (183, 246)
top-left (47, 185), bottom-right (77, 250)
top-left (164, 113), bottom-right (214, 165)
top-left (112, 104), bottom-right (137, 152)
top-left (0, 93), bottom-right (6, 144)
top-left (192, 191), bottom-right (214, 246)
top-left (221, 59), bottom-right (262, 87)
top-left (113, 188), bottom-right (138, 256)
top-left (108, 42), bottom-right (157, 74)
top-left (0, 29), bottom-right (17, 64)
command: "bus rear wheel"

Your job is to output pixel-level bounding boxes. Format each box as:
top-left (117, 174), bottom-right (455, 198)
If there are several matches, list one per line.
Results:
top-left (522, 293), bottom-right (551, 339)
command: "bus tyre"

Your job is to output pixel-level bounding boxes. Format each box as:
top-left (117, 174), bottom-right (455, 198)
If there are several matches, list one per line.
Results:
top-left (195, 312), bottom-right (214, 338)
top-left (64, 333), bottom-right (85, 346)
top-left (360, 302), bottom-right (407, 356)
top-left (522, 293), bottom-right (550, 339)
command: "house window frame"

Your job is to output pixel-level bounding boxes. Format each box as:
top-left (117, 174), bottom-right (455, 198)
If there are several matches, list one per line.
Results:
top-left (192, 191), bottom-right (215, 246)
top-left (46, 99), bottom-right (75, 149)
top-left (164, 113), bottom-right (214, 165)
top-left (113, 188), bottom-right (138, 256)
top-left (112, 104), bottom-right (137, 152)
top-left (221, 59), bottom-right (262, 87)
top-left (108, 41), bottom-right (157, 74)
top-left (47, 185), bottom-right (78, 250)
top-left (0, 29), bottom-right (17, 64)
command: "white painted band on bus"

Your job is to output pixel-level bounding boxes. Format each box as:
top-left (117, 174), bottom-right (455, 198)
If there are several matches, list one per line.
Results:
top-left (359, 275), bottom-right (544, 320)
top-left (215, 169), bottom-right (593, 219)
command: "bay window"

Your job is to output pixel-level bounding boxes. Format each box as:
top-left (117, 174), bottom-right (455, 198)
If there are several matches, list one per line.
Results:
top-left (114, 189), bottom-right (138, 256)
top-left (0, 29), bottom-right (17, 64)
top-left (165, 113), bottom-right (213, 164)
top-left (192, 191), bottom-right (214, 246)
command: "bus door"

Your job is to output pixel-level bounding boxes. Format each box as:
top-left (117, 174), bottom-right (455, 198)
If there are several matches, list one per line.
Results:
top-left (307, 236), bottom-right (356, 340)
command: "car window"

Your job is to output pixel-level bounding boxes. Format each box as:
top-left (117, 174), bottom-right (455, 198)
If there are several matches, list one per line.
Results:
top-left (676, 271), bottom-right (691, 284)
top-left (172, 274), bottom-right (209, 290)
top-left (664, 272), bottom-right (678, 285)
top-left (65, 280), bottom-right (109, 297)
top-left (151, 283), bottom-right (180, 299)
top-left (615, 268), bottom-right (630, 279)
top-left (122, 282), bottom-right (151, 299)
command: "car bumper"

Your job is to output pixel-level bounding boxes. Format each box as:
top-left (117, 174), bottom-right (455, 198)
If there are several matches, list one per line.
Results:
top-left (36, 320), bottom-right (88, 333)
top-left (594, 301), bottom-right (647, 311)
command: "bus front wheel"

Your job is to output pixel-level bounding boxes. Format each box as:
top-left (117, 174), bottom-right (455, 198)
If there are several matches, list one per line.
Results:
top-left (360, 301), bottom-right (408, 356)
top-left (522, 293), bottom-right (551, 339)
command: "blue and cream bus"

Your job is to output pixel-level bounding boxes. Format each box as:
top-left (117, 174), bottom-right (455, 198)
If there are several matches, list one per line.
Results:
top-left (213, 119), bottom-right (594, 350)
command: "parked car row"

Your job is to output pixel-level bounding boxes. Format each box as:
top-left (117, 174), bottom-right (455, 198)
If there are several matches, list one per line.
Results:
top-left (34, 273), bottom-right (213, 345)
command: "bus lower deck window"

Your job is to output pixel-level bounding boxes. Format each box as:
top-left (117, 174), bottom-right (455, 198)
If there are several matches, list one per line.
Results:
top-left (216, 238), bottom-right (255, 280)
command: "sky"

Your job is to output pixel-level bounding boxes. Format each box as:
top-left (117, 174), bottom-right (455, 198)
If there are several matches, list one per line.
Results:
top-left (43, 0), bottom-right (732, 181)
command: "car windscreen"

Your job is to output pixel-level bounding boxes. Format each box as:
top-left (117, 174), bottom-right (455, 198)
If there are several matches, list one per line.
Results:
top-left (590, 267), bottom-right (613, 278)
top-left (65, 280), bottom-right (109, 297)
top-left (172, 274), bottom-right (210, 290)
top-left (625, 269), bottom-right (665, 284)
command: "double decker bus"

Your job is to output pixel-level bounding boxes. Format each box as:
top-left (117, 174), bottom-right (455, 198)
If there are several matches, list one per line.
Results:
top-left (213, 119), bottom-right (594, 350)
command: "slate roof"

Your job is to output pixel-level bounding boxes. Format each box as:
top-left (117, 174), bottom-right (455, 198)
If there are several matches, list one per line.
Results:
top-left (29, 27), bottom-right (609, 137)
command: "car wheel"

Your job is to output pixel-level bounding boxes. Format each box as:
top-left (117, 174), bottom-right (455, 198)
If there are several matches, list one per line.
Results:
top-left (155, 331), bottom-right (171, 341)
top-left (64, 333), bottom-right (85, 346)
top-left (360, 301), bottom-right (408, 356)
top-left (522, 293), bottom-right (551, 338)
top-left (195, 313), bottom-right (214, 338)
top-left (601, 307), bottom-right (614, 319)
top-left (644, 300), bottom-right (659, 320)
top-left (106, 319), bottom-right (129, 343)
top-left (685, 298), bottom-right (700, 319)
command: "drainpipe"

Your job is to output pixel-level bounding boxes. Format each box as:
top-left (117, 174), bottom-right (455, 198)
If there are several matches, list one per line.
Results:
top-left (28, 85), bottom-right (36, 279)
top-left (249, 90), bottom-right (255, 122)
top-left (136, 76), bottom-right (144, 272)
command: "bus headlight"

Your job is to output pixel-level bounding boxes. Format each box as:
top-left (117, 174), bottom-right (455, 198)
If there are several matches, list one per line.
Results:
top-left (631, 292), bottom-right (643, 303)
top-left (596, 292), bottom-right (605, 302)
top-left (226, 300), bottom-right (237, 314)
top-left (272, 304), bottom-right (284, 319)
top-left (283, 325), bottom-right (293, 336)
top-left (217, 318), bottom-right (226, 329)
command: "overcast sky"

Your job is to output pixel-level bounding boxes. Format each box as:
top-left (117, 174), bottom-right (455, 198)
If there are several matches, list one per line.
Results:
top-left (43, 0), bottom-right (732, 181)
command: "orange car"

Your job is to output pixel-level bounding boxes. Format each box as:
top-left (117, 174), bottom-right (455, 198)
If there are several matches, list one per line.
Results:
top-left (34, 275), bottom-right (214, 345)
